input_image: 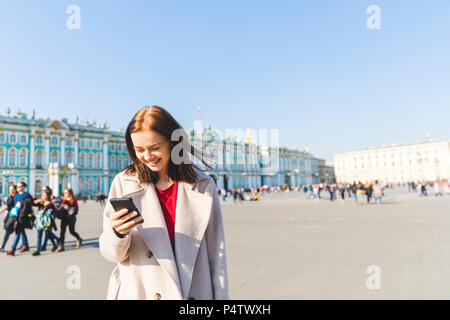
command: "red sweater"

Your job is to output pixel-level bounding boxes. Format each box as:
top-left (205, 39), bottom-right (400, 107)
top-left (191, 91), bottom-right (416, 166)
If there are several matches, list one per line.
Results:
top-left (155, 183), bottom-right (178, 249)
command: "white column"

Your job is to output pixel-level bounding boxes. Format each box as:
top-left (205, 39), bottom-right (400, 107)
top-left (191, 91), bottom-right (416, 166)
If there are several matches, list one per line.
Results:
top-left (71, 168), bottom-right (79, 196)
top-left (44, 132), bottom-right (50, 169)
top-left (103, 137), bottom-right (109, 194)
top-left (74, 134), bottom-right (79, 168)
top-left (30, 129), bottom-right (36, 169)
top-left (60, 132), bottom-right (66, 166)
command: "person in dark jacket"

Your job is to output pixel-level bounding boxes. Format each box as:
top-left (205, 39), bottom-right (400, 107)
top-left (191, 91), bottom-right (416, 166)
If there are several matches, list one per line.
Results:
top-left (0, 185), bottom-right (17, 252)
top-left (56, 188), bottom-right (83, 252)
top-left (7, 182), bottom-right (34, 256)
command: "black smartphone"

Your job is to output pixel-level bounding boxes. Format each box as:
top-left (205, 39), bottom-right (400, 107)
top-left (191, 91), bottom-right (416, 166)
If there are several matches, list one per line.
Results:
top-left (109, 197), bottom-right (144, 224)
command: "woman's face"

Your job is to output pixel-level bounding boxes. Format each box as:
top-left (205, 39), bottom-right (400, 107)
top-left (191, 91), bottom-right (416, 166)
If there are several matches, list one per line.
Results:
top-left (9, 186), bottom-right (17, 196)
top-left (131, 130), bottom-right (171, 174)
top-left (64, 189), bottom-right (70, 198)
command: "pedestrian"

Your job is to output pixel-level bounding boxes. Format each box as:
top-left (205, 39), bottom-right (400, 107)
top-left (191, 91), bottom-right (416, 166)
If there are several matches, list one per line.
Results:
top-left (421, 183), bottom-right (427, 196)
top-left (32, 189), bottom-right (59, 256)
top-left (0, 185), bottom-right (17, 252)
top-left (433, 181), bottom-right (442, 196)
top-left (7, 182), bottom-right (34, 256)
top-left (372, 180), bottom-right (383, 204)
top-left (99, 105), bottom-right (229, 300)
top-left (56, 188), bottom-right (83, 252)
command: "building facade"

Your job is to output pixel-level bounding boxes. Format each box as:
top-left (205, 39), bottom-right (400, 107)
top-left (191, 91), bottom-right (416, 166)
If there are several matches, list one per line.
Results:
top-left (334, 140), bottom-right (450, 183)
top-left (0, 111), bottom-right (328, 198)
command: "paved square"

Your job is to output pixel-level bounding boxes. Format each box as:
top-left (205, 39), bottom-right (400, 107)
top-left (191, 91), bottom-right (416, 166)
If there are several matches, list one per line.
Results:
top-left (1, 188), bottom-right (449, 299)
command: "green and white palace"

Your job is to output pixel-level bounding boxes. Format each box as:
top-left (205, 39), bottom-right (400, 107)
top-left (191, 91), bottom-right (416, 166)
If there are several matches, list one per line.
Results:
top-left (0, 109), bottom-right (334, 198)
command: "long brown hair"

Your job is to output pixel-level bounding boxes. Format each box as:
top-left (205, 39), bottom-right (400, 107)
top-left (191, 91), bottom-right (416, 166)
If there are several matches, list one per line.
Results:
top-left (123, 106), bottom-right (213, 185)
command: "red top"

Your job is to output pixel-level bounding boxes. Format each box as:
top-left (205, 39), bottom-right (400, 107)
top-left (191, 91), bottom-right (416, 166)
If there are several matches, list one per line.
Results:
top-left (155, 182), bottom-right (178, 249)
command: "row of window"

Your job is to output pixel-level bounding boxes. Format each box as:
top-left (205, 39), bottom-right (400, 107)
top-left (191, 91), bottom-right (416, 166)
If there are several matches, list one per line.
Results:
top-left (0, 132), bottom-right (28, 145)
top-left (0, 132), bottom-right (127, 152)
top-left (0, 147), bottom-right (130, 170)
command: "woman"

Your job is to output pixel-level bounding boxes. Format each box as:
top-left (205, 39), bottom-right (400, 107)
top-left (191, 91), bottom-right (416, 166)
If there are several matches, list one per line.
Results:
top-left (56, 188), bottom-right (83, 252)
top-left (33, 189), bottom-right (59, 256)
top-left (0, 185), bottom-right (17, 252)
top-left (99, 106), bottom-right (229, 300)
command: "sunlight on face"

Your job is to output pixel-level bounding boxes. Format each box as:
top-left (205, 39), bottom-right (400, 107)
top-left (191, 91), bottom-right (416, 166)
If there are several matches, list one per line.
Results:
top-left (130, 130), bottom-right (171, 173)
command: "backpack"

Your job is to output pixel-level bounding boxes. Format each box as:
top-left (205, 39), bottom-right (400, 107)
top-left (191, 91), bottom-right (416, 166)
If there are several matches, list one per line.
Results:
top-left (35, 208), bottom-right (53, 231)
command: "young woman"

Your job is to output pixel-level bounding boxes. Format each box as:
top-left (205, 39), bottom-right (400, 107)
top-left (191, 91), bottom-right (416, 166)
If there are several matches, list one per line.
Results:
top-left (99, 106), bottom-right (229, 300)
top-left (33, 189), bottom-right (59, 256)
top-left (0, 185), bottom-right (17, 252)
top-left (56, 188), bottom-right (82, 252)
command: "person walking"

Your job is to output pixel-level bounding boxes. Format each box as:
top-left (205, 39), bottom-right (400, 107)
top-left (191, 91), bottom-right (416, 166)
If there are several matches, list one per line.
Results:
top-left (0, 185), bottom-right (17, 252)
top-left (56, 188), bottom-right (83, 252)
top-left (99, 105), bottom-right (229, 300)
top-left (7, 182), bottom-right (34, 256)
top-left (372, 180), bottom-right (383, 204)
top-left (32, 189), bottom-right (59, 256)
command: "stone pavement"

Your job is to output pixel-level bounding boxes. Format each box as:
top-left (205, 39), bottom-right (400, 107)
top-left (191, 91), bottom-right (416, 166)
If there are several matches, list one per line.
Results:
top-left (0, 187), bottom-right (449, 299)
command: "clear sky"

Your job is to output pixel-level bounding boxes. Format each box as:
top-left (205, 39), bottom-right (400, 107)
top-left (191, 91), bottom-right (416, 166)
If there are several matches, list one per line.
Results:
top-left (1, 0), bottom-right (449, 162)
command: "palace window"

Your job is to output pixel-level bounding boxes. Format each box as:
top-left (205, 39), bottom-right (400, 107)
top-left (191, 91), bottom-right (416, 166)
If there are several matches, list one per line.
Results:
top-left (88, 139), bottom-right (93, 149)
top-left (96, 153), bottom-right (102, 169)
top-left (96, 140), bottom-right (101, 150)
top-left (88, 179), bottom-right (93, 194)
top-left (80, 138), bottom-right (86, 149)
top-left (0, 133), bottom-right (5, 144)
top-left (96, 177), bottom-right (101, 193)
top-left (36, 135), bottom-right (43, 145)
top-left (51, 136), bottom-right (58, 146)
top-left (66, 151), bottom-right (73, 164)
top-left (80, 177), bottom-right (85, 194)
top-left (20, 134), bottom-right (27, 145)
top-left (8, 148), bottom-right (17, 167)
top-left (110, 156), bottom-right (116, 170)
top-left (79, 152), bottom-right (86, 168)
top-left (0, 178), bottom-right (3, 196)
top-left (110, 143), bottom-right (116, 152)
top-left (19, 149), bottom-right (27, 167)
top-left (36, 150), bottom-right (43, 169)
top-left (51, 151), bottom-right (59, 163)
top-left (66, 137), bottom-right (73, 147)
top-left (0, 147), bottom-right (4, 167)
top-left (9, 133), bottom-right (17, 145)
top-left (88, 153), bottom-right (94, 169)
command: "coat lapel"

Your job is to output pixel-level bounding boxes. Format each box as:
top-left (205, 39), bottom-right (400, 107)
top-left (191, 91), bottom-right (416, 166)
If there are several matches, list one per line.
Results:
top-left (121, 170), bottom-right (213, 299)
top-left (174, 182), bottom-right (213, 298)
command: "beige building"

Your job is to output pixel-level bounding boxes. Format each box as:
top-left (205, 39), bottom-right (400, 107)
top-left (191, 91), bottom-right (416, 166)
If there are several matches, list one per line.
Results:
top-left (334, 140), bottom-right (450, 183)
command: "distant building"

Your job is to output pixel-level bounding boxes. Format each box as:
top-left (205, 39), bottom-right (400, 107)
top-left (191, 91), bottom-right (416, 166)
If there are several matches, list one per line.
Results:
top-left (334, 140), bottom-right (450, 183)
top-left (0, 109), bottom-right (326, 198)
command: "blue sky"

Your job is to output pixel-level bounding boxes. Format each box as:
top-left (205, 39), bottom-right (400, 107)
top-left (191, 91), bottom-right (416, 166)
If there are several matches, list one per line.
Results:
top-left (1, 0), bottom-right (449, 162)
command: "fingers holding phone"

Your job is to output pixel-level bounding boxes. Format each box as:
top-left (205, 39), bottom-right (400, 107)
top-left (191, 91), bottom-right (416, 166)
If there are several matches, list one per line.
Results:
top-left (111, 208), bottom-right (143, 236)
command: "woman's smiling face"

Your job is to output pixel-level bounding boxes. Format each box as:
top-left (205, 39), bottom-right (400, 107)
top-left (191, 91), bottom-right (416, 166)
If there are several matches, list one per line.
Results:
top-left (130, 130), bottom-right (171, 173)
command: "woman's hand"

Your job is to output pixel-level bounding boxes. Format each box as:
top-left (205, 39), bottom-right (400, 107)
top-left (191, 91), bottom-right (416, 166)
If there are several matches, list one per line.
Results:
top-left (110, 208), bottom-right (143, 236)
top-left (63, 204), bottom-right (69, 210)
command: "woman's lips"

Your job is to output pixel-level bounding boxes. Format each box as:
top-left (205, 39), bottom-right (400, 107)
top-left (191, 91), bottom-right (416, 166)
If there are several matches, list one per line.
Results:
top-left (148, 158), bottom-right (161, 165)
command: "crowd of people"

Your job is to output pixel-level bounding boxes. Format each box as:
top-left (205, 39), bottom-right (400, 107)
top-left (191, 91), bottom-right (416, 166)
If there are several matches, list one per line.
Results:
top-left (219, 179), bottom-right (450, 205)
top-left (408, 180), bottom-right (450, 197)
top-left (0, 182), bottom-right (83, 256)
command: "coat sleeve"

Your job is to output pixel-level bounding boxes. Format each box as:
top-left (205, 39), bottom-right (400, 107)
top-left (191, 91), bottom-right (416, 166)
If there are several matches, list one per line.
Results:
top-left (204, 179), bottom-right (230, 300)
top-left (99, 175), bottom-right (132, 263)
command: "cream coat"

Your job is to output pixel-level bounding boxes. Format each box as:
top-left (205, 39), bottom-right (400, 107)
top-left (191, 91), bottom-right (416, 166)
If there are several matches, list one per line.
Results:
top-left (99, 168), bottom-right (229, 300)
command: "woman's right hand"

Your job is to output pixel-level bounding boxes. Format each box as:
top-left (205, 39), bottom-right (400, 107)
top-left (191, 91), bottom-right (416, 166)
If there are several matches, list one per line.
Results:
top-left (110, 208), bottom-right (143, 236)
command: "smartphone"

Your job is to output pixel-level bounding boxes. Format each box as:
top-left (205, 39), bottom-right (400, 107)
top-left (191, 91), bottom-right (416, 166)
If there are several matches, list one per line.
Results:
top-left (109, 197), bottom-right (144, 224)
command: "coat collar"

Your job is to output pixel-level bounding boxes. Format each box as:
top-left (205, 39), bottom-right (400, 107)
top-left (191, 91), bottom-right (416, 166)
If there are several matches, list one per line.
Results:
top-left (121, 167), bottom-right (213, 298)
